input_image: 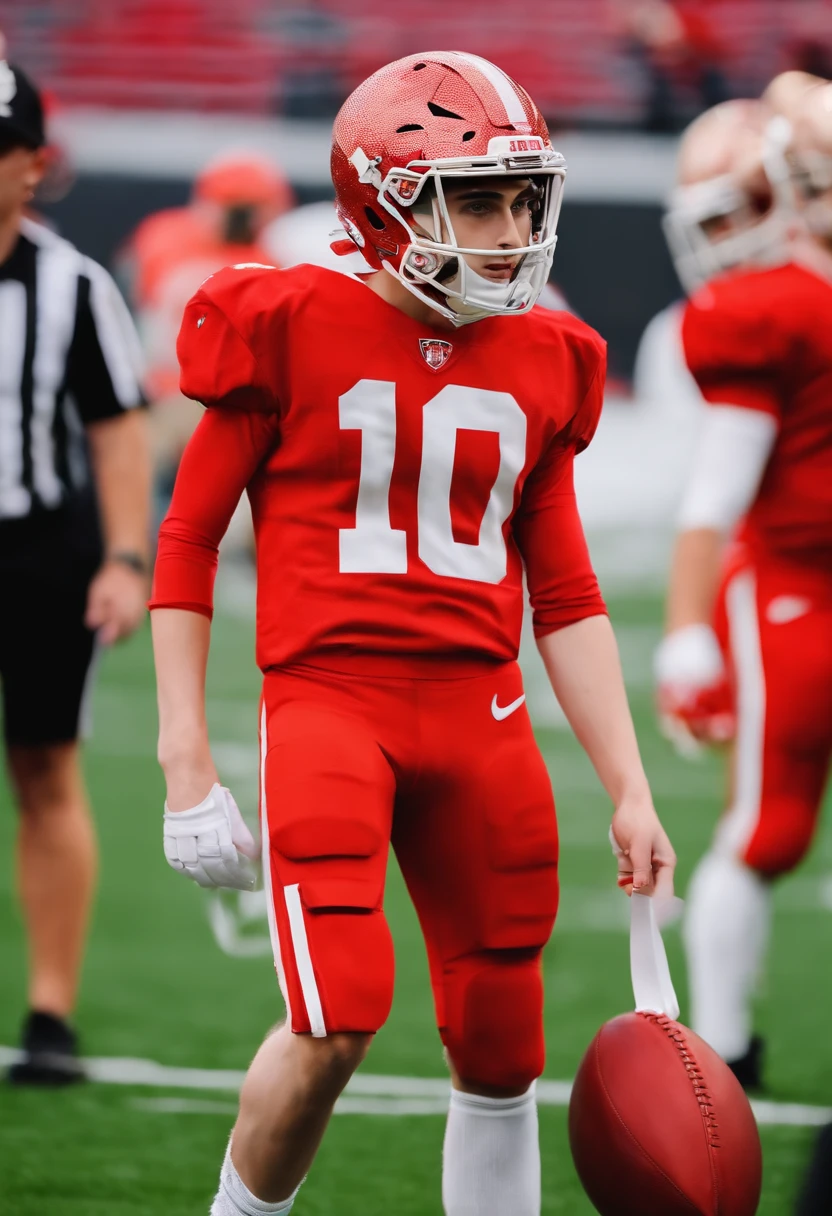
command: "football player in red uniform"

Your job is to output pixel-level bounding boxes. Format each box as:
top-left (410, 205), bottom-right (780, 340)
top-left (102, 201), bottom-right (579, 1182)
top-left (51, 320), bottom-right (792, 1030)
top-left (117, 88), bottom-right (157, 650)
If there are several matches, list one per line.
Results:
top-left (657, 77), bottom-right (832, 1088)
top-left (654, 97), bottom-right (788, 755)
top-left (150, 52), bottom-right (675, 1216)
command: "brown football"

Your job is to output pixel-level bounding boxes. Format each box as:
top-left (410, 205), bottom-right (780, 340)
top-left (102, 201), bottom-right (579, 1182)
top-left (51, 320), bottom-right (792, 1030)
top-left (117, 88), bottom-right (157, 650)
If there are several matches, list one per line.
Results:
top-left (568, 1012), bottom-right (762, 1215)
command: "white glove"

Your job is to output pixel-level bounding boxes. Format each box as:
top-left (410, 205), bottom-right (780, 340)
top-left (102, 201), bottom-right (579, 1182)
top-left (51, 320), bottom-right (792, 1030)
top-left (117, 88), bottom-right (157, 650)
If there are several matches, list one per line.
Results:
top-left (163, 784), bottom-right (260, 891)
top-left (654, 623), bottom-right (733, 756)
top-left (654, 623), bottom-right (725, 691)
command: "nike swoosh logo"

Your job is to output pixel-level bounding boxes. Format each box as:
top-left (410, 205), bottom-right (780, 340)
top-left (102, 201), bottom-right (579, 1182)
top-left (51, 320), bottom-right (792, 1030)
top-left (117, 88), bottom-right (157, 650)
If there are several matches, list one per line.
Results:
top-left (766, 595), bottom-right (811, 624)
top-left (491, 693), bottom-right (526, 721)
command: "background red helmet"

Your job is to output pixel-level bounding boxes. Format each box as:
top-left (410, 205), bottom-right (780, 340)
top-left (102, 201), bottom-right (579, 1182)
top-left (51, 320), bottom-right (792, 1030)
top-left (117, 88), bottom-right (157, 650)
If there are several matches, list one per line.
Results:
top-left (331, 51), bottom-right (567, 324)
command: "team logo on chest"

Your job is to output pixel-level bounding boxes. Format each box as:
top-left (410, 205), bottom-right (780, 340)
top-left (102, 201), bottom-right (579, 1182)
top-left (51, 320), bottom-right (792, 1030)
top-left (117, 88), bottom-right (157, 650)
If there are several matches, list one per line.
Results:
top-left (419, 338), bottom-right (453, 371)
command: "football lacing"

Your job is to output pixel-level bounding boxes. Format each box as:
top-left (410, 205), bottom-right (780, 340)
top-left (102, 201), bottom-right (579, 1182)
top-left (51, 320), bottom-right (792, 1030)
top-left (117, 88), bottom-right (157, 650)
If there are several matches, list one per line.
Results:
top-left (640, 1013), bottom-right (721, 1148)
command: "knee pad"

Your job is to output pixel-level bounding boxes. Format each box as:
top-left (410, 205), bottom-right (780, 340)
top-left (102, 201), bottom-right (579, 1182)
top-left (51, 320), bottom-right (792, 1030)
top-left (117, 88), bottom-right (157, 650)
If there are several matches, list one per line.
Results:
top-left (264, 706), bottom-right (396, 1035)
top-left (440, 949), bottom-right (545, 1091)
top-left (289, 905), bottom-right (395, 1036)
top-left (268, 860), bottom-right (396, 1037)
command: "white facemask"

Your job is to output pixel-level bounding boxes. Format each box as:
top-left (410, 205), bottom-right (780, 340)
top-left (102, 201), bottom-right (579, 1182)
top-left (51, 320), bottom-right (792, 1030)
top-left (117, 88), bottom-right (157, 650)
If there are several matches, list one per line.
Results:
top-left (349, 137), bottom-right (566, 326)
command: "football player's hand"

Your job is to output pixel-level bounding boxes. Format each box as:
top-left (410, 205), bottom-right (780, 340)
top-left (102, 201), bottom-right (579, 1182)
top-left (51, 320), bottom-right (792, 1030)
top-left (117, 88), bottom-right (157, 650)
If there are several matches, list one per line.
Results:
top-left (610, 799), bottom-right (676, 900)
top-left (85, 560), bottom-right (148, 645)
top-left (654, 624), bottom-right (735, 755)
top-left (163, 783), bottom-right (260, 891)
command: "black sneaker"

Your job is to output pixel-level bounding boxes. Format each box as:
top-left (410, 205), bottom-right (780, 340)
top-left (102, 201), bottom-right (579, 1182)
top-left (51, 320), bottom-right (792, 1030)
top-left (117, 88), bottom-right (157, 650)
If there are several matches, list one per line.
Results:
top-left (726, 1034), bottom-right (765, 1092)
top-left (7, 1011), bottom-right (85, 1086)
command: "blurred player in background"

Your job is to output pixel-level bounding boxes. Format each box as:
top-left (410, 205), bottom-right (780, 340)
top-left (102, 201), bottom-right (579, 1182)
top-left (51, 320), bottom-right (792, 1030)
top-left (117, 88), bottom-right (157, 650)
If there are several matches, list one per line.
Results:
top-left (0, 60), bottom-right (150, 1083)
top-left (150, 51), bottom-right (675, 1216)
top-left (656, 76), bottom-right (832, 1088)
top-left (119, 152), bottom-right (293, 478)
top-left (633, 98), bottom-right (788, 458)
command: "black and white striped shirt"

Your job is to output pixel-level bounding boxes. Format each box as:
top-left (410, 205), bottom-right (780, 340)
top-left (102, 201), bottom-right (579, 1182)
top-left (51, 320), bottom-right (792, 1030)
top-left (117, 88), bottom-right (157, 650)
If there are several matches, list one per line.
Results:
top-left (0, 218), bottom-right (145, 520)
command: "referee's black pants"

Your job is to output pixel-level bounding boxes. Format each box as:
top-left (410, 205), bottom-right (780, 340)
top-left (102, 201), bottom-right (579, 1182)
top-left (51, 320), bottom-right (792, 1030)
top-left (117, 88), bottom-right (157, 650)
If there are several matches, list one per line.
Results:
top-left (0, 494), bottom-right (102, 747)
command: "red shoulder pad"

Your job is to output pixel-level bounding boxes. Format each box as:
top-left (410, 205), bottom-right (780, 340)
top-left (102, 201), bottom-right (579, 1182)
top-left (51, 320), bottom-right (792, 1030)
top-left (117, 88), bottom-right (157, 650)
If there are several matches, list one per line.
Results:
top-left (176, 264), bottom-right (283, 412)
top-left (681, 269), bottom-right (793, 412)
top-left (527, 307), bottom-right (607, 451)
top-left (570, 333), bottom-right (607, 452)
top-left (555, 314), bottom-right (607, 451)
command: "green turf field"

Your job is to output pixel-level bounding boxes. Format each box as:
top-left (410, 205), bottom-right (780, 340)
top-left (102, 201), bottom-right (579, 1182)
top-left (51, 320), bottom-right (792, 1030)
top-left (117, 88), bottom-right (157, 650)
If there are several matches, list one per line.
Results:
top-left (1, 590), bottom-right (830, 1215)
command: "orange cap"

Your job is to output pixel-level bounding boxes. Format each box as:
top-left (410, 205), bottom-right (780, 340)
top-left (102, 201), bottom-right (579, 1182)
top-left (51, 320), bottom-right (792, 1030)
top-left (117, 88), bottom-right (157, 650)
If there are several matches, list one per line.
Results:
top-left (193, 152), bottom-right (294, 214)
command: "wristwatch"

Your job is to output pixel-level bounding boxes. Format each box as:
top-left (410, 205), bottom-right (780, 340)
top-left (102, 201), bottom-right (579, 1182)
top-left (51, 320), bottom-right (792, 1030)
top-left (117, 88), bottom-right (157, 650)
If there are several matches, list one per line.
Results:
top-left (108, 550), bottom-right (150, 576)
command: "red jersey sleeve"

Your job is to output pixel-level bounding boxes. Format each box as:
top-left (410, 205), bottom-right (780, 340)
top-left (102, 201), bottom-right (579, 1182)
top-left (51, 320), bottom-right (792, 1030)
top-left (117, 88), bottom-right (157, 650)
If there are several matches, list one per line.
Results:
top-left (149, 407), bottom-right (280, 618)
top-left (514, 349), bottom-right (607, 637)
top-left (512, 339), bottom-right (606, 637)
top-left (682, 275), bottom-right (792, 419)
top-left (514, 441), bottom-right (606, 637)
top-left (176, 265), bottom-right (283, 412)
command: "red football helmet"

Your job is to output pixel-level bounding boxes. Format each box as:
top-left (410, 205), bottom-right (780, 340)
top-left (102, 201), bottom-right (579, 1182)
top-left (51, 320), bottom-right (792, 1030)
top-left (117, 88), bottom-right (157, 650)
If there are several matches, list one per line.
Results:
top-left (331, 51), bottom-right (566, 325)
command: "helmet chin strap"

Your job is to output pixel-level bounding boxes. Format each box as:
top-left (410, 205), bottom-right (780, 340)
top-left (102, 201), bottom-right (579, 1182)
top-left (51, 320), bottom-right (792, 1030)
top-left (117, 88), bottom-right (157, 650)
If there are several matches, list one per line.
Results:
top-left (401, 235), bottom-right (527, 321)
top-left (444, 262), bottom-right (526, 317)
top-left (409, 200), bottom-right (525, 314)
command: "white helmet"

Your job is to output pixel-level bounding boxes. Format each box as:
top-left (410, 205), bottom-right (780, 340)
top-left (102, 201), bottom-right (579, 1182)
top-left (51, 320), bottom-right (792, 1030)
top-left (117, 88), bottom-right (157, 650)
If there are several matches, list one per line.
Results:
top-left (663, 100), bottom-right (791, 294)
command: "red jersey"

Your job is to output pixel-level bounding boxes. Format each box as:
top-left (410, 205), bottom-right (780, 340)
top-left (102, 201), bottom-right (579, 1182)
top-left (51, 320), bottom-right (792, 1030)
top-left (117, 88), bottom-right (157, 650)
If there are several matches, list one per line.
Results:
top-left (682, 262), bottom-right (832, 558)
top-left (150, 265), bottom-right (607, 673)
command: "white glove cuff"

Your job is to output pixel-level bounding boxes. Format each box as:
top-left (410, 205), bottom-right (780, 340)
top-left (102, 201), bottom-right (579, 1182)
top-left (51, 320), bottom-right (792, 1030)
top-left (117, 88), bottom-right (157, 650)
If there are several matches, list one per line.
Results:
top-left (164, 784), bottom-right (259, 860)
top-left (654, 623), bottom-right (724, 686)
top-left (164, 783), bottom-right (226, 831)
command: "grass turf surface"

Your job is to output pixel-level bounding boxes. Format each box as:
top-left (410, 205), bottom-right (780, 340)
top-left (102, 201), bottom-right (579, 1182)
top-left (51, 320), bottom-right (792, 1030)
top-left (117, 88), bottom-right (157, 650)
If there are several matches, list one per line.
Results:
top-left (1, 592), bottom-right (830, 1214)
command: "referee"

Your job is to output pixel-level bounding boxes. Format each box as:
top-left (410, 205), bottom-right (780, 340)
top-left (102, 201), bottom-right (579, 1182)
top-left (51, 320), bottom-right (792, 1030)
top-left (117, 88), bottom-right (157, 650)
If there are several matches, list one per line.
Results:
top-left (1, 63), bottom-right (151, 1083)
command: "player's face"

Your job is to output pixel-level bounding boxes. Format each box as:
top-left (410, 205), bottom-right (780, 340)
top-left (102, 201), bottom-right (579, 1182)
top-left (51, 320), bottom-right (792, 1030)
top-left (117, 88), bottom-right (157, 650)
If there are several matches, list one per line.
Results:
top-left (441, 177), bottom-right (537, 282)
top-left (0, 140), bottom-right (45, 220)
top-left (699, 189), bottom-right (773, 245)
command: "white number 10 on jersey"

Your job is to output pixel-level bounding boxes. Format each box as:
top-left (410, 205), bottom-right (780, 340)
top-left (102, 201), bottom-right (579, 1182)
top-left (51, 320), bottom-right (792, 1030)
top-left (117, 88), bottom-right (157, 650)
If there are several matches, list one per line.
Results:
top-left (338, 379), bottom-right (527, 584)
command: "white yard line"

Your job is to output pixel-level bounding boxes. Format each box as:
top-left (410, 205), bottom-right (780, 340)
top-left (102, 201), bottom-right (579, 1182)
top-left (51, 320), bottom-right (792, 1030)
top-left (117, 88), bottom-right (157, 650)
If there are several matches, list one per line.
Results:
top-left (751, 1100), bottom-right (832, 1128)
top-left (1, 1048), bottom-right (828, 1127)
top-left (0, 1048), bottom-right (248, 1091)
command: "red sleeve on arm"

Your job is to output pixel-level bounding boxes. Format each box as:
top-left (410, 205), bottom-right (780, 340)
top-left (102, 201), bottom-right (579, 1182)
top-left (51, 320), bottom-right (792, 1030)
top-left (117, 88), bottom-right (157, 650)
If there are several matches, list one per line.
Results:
top-left (514, 443), bottom-right (607, 637)
top-left (149, 408), bottom-right (279, 618)
top-left (512, 344), bottom-right (606, 635)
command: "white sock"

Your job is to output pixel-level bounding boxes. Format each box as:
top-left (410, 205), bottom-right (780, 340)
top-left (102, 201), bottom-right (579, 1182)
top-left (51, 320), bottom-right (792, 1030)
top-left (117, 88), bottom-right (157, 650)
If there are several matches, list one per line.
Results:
top-left (442, 1084), bottom-right (540, 1216)
top-left (210, 1144), bottom-right (299, 1216)
top-left (683, 850), bottom-right (771, 1061)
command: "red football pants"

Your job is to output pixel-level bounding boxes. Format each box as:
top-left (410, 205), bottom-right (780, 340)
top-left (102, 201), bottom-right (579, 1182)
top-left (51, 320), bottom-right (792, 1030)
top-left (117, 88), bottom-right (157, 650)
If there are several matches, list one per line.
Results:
top-left (714, 548), bottom-right (832, 877)
top-left (259, 658), bottom-right (559, 1090)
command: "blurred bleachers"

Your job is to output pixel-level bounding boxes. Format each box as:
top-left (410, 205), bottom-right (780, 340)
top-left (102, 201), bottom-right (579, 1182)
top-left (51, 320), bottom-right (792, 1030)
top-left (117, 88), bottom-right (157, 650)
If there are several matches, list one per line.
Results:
top-left (4, 0), bottom-right (826, 126)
